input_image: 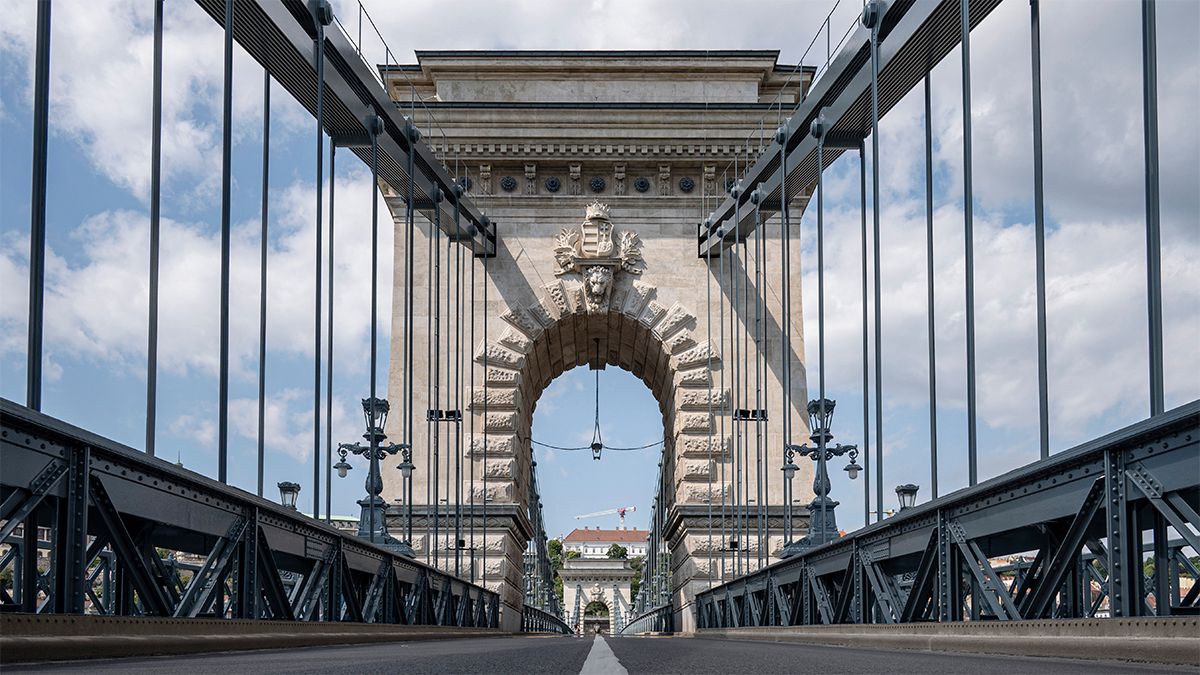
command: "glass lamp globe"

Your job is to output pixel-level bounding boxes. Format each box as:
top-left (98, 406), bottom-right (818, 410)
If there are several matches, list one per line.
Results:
top-left (844, 458), bottom-right (861, 480)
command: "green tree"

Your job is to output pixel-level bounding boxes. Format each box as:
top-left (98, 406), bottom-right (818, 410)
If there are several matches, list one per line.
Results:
top-left (606, 544), bottom-right (628, 559)
top-left (628, 555), bottom-right (645, 600)
top-left (548, 538), bottom-right (580, 605)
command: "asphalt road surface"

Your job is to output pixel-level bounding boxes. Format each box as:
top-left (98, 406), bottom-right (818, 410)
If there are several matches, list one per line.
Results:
top-left (8, 634), bottom-right (1193, 674)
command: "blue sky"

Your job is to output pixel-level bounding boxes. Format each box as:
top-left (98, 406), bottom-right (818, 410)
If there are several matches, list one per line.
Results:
top-left (1, 0), bottom-right (1197, 540)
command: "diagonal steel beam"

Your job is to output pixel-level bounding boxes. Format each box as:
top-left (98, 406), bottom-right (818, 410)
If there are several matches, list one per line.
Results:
top-left (900, 529), bottom-right (938, 622)
top-left (174, 516), bottom-right (247, 618)
top-left (947, 520), bottom-right (1020, 620)
top-left (1024, 478), bottom-right (1105, 619)
top-left (361, 559), bottom-right (390, 623)
top-left (1127, 463), bottom-right (1200, 553)
top-left (256, 526), bottom-right (295, 621)
top-left (88, 474), bottom-right (171, 616)
top-left (0, 460), bottom-right (66, 541)
top-left (809, 574), bottom-right (834, 625)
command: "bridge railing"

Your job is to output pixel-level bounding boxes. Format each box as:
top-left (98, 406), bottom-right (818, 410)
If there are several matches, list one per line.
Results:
top-left (618, 603), bottom-right (673, 635)
top-left (695, 402), bottom-right (1199, 628)
top-left (0, 399), bottom-right (501, 628)
top-left (521, 604), bottom-right (573, 635)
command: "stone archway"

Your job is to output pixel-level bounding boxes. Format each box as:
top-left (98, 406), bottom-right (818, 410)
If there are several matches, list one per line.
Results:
top-left (378, 48), bottom-right (818, 635)
top-left (382, 195), bottom-right (809, 633)
top-left (467, 260), bottom-right (724, 621)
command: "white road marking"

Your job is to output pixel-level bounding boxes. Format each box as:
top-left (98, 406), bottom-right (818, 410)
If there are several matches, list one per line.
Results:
top-left (579, 634), bottom-right (629, 675)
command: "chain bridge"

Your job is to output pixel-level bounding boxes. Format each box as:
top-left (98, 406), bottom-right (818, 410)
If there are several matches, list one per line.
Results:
top-left (1, 0), bottom-right (1196, 672)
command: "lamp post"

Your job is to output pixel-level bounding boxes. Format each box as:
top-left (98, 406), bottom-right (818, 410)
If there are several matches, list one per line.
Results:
top-left (895, 483), bottom-right (919, 511)
top-left (277, 481), bottom-right (300, 510)
top-left (781, 398), bottom-right (861, 558)
top-left (334, 397), bottom-right (415, 557)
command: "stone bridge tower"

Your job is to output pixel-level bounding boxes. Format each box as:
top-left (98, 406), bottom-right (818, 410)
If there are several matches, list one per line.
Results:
top-left (380, 51), bottom-right (813, 632)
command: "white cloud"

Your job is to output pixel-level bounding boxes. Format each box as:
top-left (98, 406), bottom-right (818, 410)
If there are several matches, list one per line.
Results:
top-left (0, 169), bottom-right (394, 383)
top-left (800, 0), bottom-right (1200, 471)
top-left (0, 0), bottom-right (311, 206)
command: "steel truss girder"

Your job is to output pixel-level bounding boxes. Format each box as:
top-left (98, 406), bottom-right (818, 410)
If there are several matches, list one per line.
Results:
top-left (695, 400), bottom-right (1199, 627)
top-left (0, 399), bottom-right (499, 628)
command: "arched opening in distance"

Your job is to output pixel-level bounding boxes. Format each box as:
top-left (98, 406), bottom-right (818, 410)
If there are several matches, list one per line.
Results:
top-left (532, 365), bottom-right (662, 611)
top-left (583, 600), bottom-right (611, 634)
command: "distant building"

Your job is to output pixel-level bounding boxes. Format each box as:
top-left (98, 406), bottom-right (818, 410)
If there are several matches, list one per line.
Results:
top-left (563, 527), bottom-right (648, 558)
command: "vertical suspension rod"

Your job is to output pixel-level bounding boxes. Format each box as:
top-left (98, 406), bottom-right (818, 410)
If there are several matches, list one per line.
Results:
top-left (469, 215), bottom-right (477, 583)
top-left (961, 0), bottom-right (979, 486)
top-left (431, 187), bottom-right (443, 567)
top-left (453, 186), bottom-right (464, 578)
top-left (310, 0), bottom-right (331, 516)
top-left (1030, 0), bottom-right (1049, 458)
top-left (325, 145), bottom-right (336, 522)
top-left (751, 193), bottom-right (765, 570)
top-left (217, 0), bottom-right (234, 484)
top-left (858, 144), bottom-right (870, 525)
top-left (256, 68), bottom-right (270, 497)
top-left (704, 224), bottom-right (715, 589)
top-left (718, 218), bottom-right (728, 583)
top-left (924, 72), bottom-right (939, 498)
top-left (146, 0), bottom-right (164, 456)
top-left (775, 126), bottom-right (793, 546)
top-left (482, 217), bottom-right (490, 584)
top-left (404, 123), bottom-right (420, 546)
top-left (730, 185), bottom-right (742, 576)
top-left (812, 111), bottom-right (828, 544)
top-left (1142, 0), bottom-right (1164, 416)
top-left (865, 1), bottom-right (884, 519)
top-left (367, 115), bottom-right (382, 543)
top-left (26, 0), bottom-right (51, 411)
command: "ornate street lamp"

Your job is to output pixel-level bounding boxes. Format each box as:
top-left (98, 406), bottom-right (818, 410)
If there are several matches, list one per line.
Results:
top-left (276, 481), bottom-right (300, 510)
top-left (334, 397), bottom-right (415, 557)
top-left (780, 398), bottom-right (861, 558)
top-left (895, 483), bottom-right (920, 511)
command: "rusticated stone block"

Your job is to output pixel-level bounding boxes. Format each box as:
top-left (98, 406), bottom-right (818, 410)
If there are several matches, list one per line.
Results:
top-left (498, 329), bottom-right (531, 354)
top-left (527, 299), bottom-right (555, 328)
top-left (470, 387), bottom-right (517, 410)
top-left (639, 300), bottom-right (667, 329)
top-left (483, 457), bottom-right (516, 479)
top-left (679, 388), bottom-right (727, 411)
top-left (469, 434), bottom-right (516, 457)
top-left (679, 434), bottom-right (731, 459)
top-left (475, 343), bottom-right (524, 369)
top-left (677, 369), bottom-right (711, 387)
top-left (674, 342), bottom-right (720, 370)
top-left (485, 411), bottom-right (517, 432)
top-left (654, 302), bottom-right (694, 340)
top-left (566, 284), bottom-right (585, 314)
top-left (679, 458), bottom-right (713, 480)
top-left (679, 482), bottom-right (724, 504)
top-left (469, 482), bottom-right (514, 504)
top-left (485, 367), bottom-right (520, 386)
top-left (501, 306), bottom-right (542, 339)
top-left (664, 330), bottom-right (696, 354)
top-left (543, 281), bottom-right (570, 316)
top-left (677, 412), bottom-right (712, 433)
top-left (623, 280), bottom-right (654, 318)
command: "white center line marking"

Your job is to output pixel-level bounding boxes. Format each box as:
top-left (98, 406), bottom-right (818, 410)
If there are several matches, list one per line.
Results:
top-left (579, 634), bottom-right (629, 675)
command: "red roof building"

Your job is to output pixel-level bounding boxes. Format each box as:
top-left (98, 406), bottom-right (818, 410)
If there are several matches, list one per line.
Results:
top-left (563, 527), bottom-right (648, 558)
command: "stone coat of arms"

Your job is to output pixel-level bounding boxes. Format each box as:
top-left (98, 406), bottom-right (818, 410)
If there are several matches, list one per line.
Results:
top-left (553, 201), bottom-right (643, 313)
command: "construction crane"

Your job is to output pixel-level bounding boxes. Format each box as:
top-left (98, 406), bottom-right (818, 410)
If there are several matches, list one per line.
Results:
top-left (575, 506), bottom-right (637, 529)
